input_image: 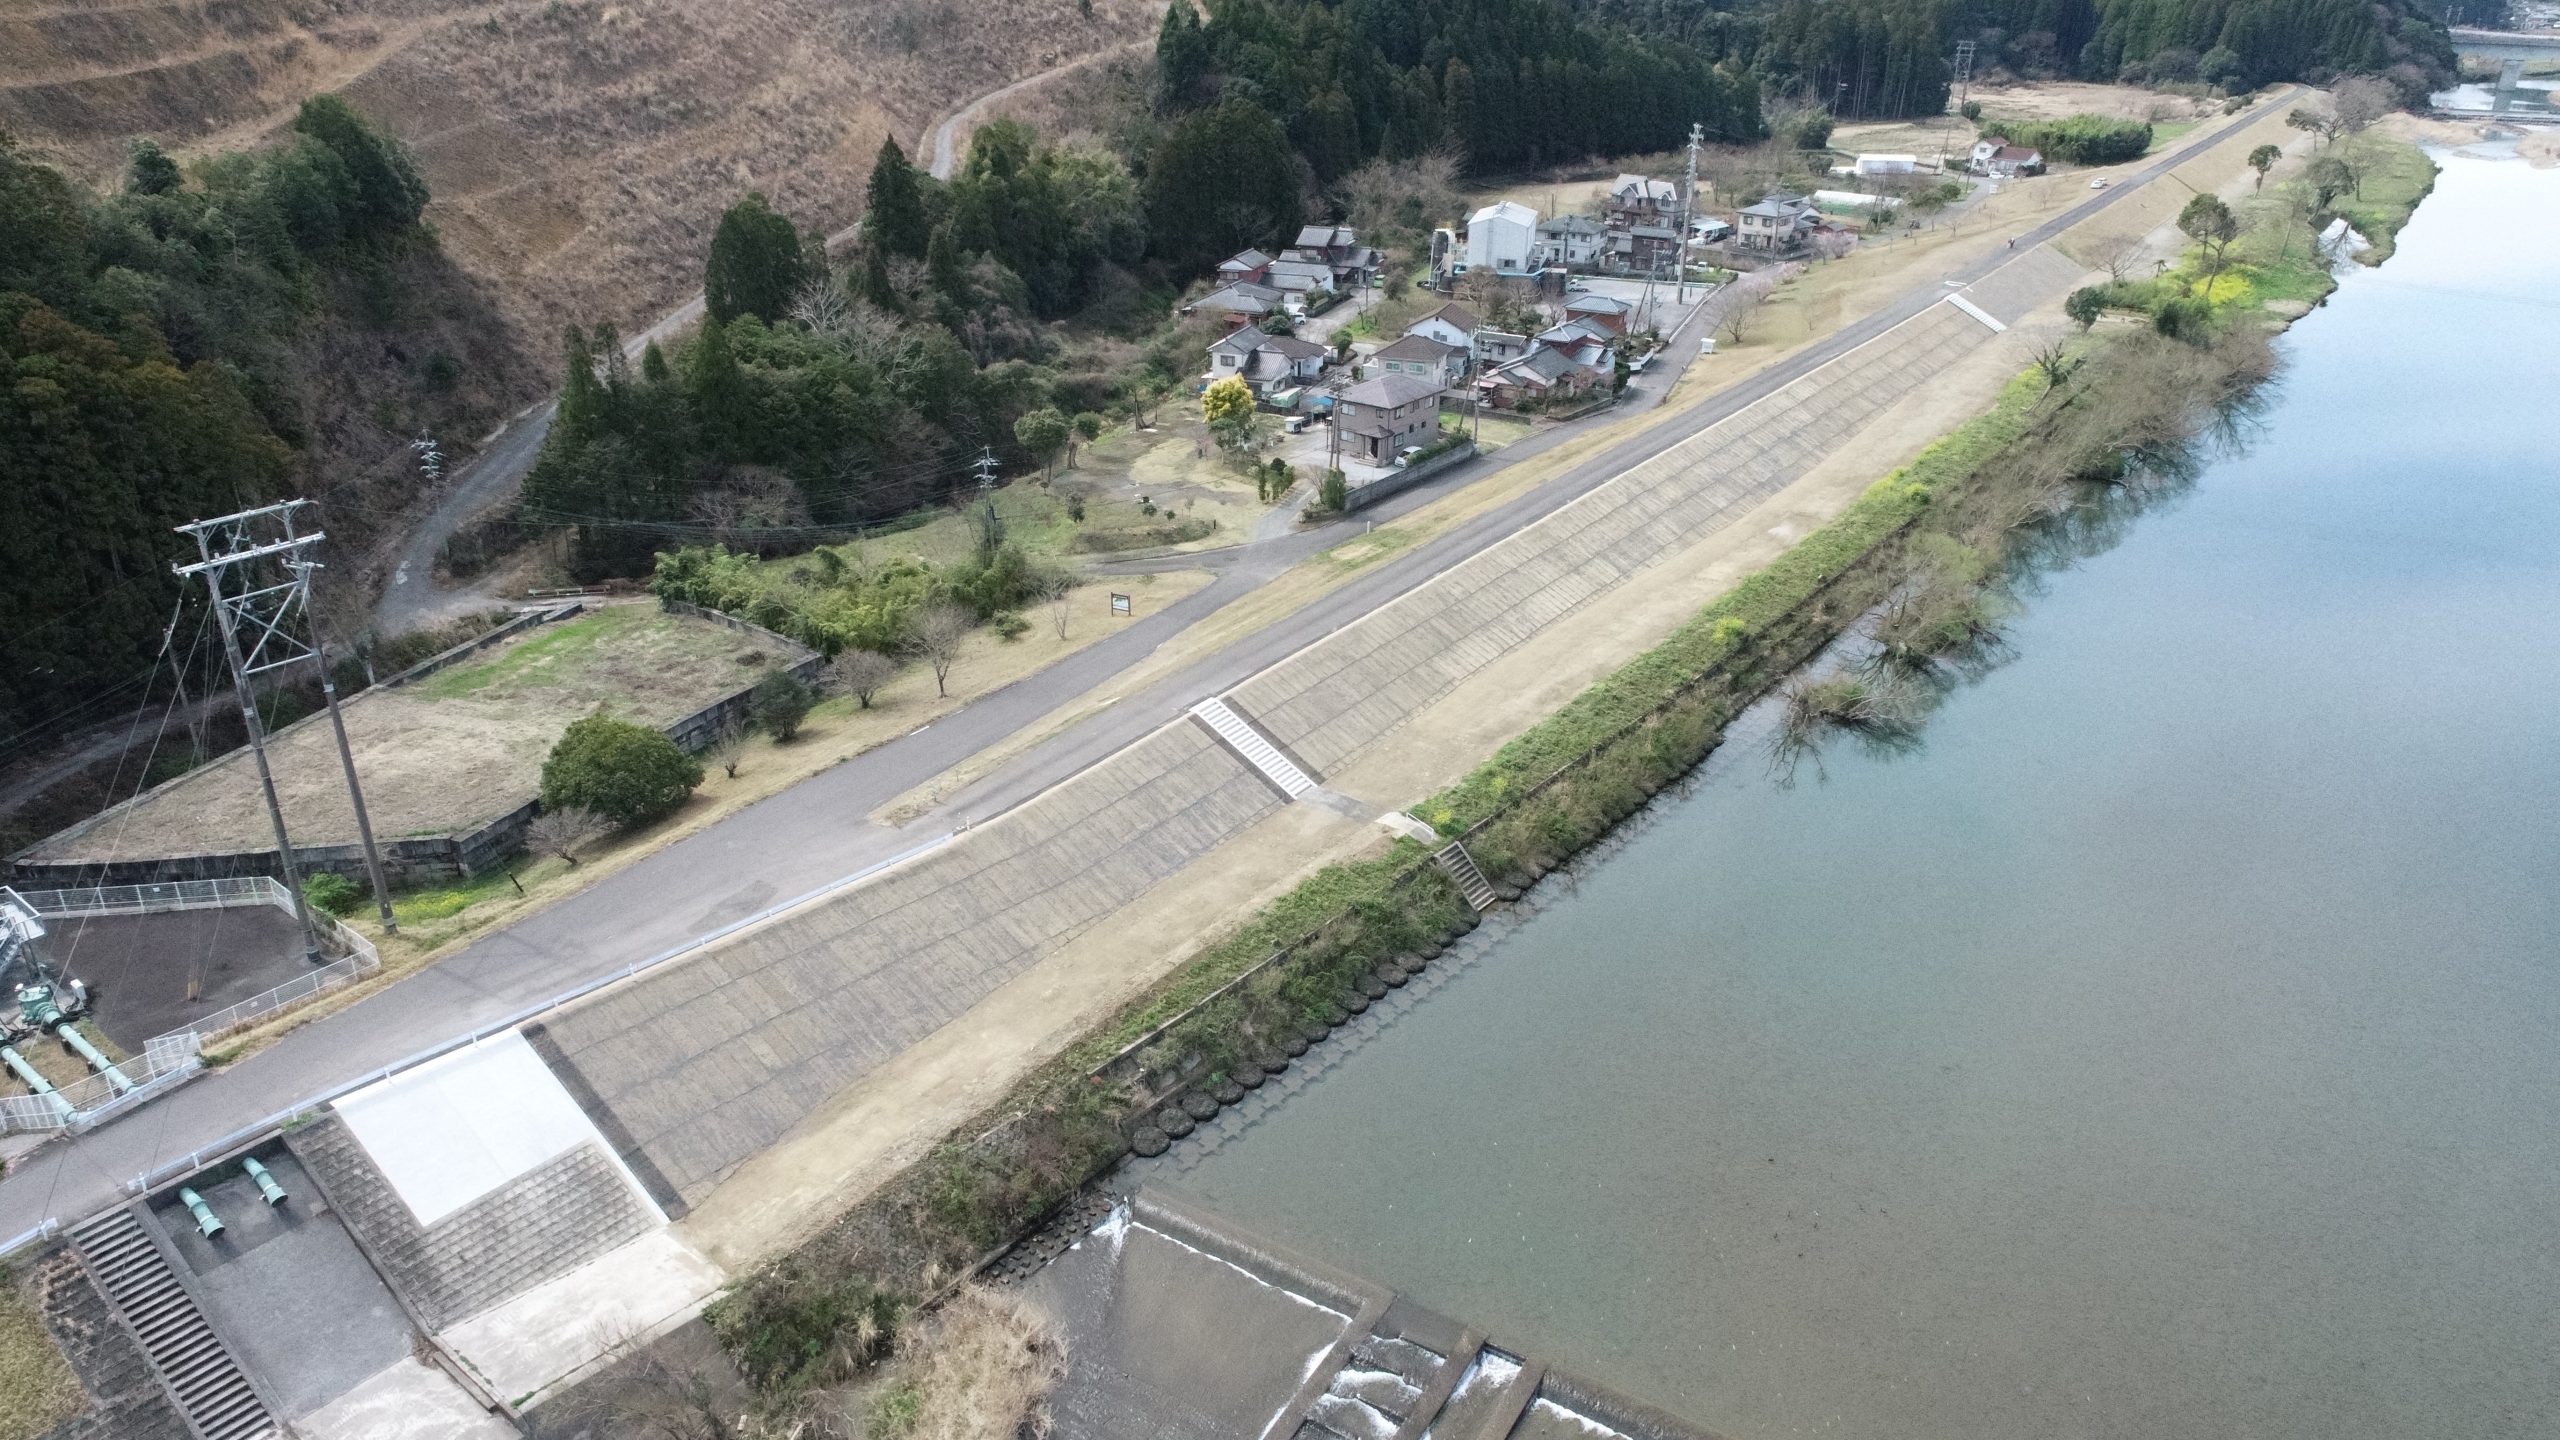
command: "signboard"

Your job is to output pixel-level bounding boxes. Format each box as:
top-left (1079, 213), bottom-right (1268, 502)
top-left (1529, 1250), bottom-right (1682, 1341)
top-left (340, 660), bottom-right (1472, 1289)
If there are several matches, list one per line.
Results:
top-left (1110, 593), bottom-right (1133, 616)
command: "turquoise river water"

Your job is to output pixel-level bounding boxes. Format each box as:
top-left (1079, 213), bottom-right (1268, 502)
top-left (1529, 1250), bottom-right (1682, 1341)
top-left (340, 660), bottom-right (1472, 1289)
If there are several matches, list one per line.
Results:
top-left (1180, 145), bottom-right (2560, 1440)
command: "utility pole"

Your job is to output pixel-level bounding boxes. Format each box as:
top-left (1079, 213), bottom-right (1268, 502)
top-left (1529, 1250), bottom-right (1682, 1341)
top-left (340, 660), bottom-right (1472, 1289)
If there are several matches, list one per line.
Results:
top-left (174, 501), bottom-right (396, 956)
top-left (974, 446), bottom-right (999, 493)
top-left (1678, 122), bottom-right (1704, 306)
top-left (1323, 372), bottom-right (1348, 481)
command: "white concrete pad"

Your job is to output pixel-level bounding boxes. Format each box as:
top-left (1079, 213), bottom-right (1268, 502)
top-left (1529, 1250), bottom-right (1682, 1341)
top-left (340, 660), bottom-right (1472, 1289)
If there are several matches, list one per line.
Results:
top-left (439, 1228), bottom-right (726, 1404)
top-left (298, 1358), bottom-right (515, 1440)
top-left (335, 1030), bottom-right (632, 1226)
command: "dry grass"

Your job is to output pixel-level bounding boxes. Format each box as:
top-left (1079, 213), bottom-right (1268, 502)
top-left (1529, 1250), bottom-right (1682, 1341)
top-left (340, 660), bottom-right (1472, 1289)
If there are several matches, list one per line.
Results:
top-left (0, 0), bottom-right (1159, 358)
top-left (865, 1287), bottom-right (1065, 1440)
top-left (26, 603), bottom-right (777, 860)
top-left (0, 1268), bottom-right (82, 1440)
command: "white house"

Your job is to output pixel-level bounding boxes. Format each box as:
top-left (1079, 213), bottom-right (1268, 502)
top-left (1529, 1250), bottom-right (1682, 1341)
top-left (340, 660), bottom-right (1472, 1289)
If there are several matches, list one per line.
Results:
top-left (1535, 214), bottom-right (1606, 269)
top-left (1968, 140), bottom-right (2044, 177)
top-left (1369, 333), bottom-right (1469, 388)
top-left (1407, 301), bottom-right (1482, 352)
top-left (1205, 329), bottom-right (1328, 394)
top-left (1462, 201), bottom-right (1540, 276)
top-left (1735, 193), bottom-right (1820, 252)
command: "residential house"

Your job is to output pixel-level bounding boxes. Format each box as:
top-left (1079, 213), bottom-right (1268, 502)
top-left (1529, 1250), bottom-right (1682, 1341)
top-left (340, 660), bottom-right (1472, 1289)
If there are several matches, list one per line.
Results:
top-left (1190, 281), bottom-right (1286, 327)
top-left (1461, 201), bottom-right (1540, 276)
top-left (1968, 141), bottom-right (2044, 177)
top-left (1605, 174), bottom-right (1681, 229)
top-left (1217, 249), bottom-right (1274, 286)
top-left (1735, 193), bottom-right (1820, 252)
top-left (1606, 223), bottom-right (1683, 274)
top-left (1284, 223), bottom-right (1380, 289)
top-left (1534, 214), bottom-right (1606, 270)
top-left (1479, 345), bottom-right (1597, 409)
top-left (1406, 301), bottom-right (1482, 353)
top-left (1263, 258), bottom-right (1337, 295)
top-left (1474, 327), bottom-right (1533, 366)
top-left (1369, 333), bottom-right (1469, 388)
top-left (1333, 372), bottom-right (1446, 465)
top-left (1205, 329), bottom-right (1328, 395)
top-left (1533, 319), bottom-right (1616, 378)
top-left (1562, 293), bottom-right (1632, 336)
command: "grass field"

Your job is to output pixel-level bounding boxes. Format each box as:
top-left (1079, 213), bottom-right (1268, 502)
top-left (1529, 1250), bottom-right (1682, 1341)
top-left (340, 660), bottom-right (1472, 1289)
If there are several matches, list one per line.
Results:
top-left (27, 605), bottom-right (783, 860)
top-left (0, 1268), bottom-right (81, 1440)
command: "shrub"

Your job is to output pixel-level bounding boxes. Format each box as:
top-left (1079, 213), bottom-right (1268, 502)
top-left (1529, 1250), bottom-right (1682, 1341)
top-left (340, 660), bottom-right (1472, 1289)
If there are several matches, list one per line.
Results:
top-left (750, 670), bottom-right (817, 741)
top-left (540, 716), bottom-right (702, 827)
top-left (1979, 115), bottom-right (2153, 166)
top-left (1318, 468), bottom-right (1348, 514)
top-left (302, 872), bottom-right (362, 916)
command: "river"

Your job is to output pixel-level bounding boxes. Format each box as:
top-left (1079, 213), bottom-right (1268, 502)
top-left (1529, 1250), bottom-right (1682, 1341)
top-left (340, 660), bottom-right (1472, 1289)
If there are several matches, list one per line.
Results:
top-left (1174, 144), bottom-right (2560, 1440)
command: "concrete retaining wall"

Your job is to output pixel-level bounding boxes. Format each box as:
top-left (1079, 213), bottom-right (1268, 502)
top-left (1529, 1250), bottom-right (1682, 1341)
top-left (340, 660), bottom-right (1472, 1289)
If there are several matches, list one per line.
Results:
top-left (9, 604), bottom-right (818, 888)
top-left (1341, 440), bottom-right (1479, 513)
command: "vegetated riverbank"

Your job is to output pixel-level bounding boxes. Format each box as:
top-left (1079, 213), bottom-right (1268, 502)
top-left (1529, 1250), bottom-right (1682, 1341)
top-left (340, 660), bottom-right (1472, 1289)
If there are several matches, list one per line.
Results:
top-left (689, 143), bottom-right (2436, 1431)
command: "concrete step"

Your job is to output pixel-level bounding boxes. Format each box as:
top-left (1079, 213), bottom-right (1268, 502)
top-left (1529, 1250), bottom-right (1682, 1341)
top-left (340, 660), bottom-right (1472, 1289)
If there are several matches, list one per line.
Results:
top-left (1433, 840), bottom-right (1498, 910)
top-left (71, 1206), bottom-right (278, 1440)
top-left (1189, 696), bottom-right (1316, 798)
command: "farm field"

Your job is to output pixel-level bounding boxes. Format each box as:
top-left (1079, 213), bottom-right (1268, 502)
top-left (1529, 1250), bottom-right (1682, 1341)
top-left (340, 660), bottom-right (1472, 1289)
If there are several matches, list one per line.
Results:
top-left (20, 605), bottom-right (783, 863)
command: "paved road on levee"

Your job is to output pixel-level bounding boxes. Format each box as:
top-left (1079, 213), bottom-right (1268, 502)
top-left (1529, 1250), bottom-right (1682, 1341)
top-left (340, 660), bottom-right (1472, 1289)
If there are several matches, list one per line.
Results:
top-left (1, 95), bottom-right (2291, 1243)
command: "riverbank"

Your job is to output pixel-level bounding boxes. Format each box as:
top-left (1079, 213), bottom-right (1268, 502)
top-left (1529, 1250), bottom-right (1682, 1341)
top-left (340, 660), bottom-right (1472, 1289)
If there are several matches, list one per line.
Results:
top-left (697, 122), bottom-right (2436, 1428)
top-left (1175, 138), bottom-right (2551, 1440)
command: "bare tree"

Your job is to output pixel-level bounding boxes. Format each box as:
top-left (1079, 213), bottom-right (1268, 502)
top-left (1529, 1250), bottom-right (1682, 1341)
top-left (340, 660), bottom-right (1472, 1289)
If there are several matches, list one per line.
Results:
top-left (2330, 76), bottom-right (2395, 137)
top-left (2083, 231), bottom-right (2143, 284)
top-left (705, 719), bottom-right (748, 779)
top-left (787, 275), bottom-right (850, 340)
top-left (904, 601), bottom-right (973, 698)
top-left (831, 648), bottom-right (896, 708)
top-left (1718, 283), bottom-right (1772, 345)
top-left (1042, 572), bottom-right (1076, 640)
top-left (527, 805), bottom-right (608, 867)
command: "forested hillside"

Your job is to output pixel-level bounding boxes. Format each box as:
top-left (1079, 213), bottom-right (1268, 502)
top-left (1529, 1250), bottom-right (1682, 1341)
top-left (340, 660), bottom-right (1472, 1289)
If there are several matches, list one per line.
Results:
top-left (0, 101), bottom-right (531, 744)
top-left (1578, 0), bottom-right (2456, 118)
top-left (1157, 0), bottom-right (1765, 176)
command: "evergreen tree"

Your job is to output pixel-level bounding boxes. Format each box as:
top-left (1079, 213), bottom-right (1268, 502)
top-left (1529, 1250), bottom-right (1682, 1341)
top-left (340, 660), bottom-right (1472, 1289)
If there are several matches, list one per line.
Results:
top-left (704, 192), bottom-right (805, 325)
top-left (125, 139), bottom-right (182, 197)
top-left (685, 315), bottom-right (751, 450)
top-left (1155, 2), bottom-right (1214, 113)
top-left (555, 324), bottom-right (605, 444)
top-left (861, 243), bottom-right (901, 312)
top-left (926, 223), bottom-right (968, 301)
top-left (291, 94), bottom-right (428, 239)
top-left (864, 137), bottom-right (931, 259)
top-left (640, 339), bottom-right (671, 385)
top-left (1144, 101), bottom-right (1304, 274)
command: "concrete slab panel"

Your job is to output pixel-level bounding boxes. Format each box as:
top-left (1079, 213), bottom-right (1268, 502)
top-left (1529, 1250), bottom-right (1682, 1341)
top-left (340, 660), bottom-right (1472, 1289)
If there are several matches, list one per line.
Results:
top-left (336, 1031), bottom-right (626, 1226)
top-left (440, 1229), bottom-right (724, 1406)
top-left (299, 1358), bottom-right (516, 1440)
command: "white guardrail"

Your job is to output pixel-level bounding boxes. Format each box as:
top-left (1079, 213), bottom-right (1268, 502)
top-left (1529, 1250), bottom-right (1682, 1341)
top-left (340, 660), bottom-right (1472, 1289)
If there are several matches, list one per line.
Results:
top-left (2, 880), bottom-right (382, 1139)
top-left (0, 829), bottom-right (955, 1259)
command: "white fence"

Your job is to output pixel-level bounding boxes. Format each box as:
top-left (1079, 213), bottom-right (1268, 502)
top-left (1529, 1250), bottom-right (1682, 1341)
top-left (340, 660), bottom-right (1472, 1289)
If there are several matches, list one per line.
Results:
top-left (1, 879), bottom-right (382, 1134)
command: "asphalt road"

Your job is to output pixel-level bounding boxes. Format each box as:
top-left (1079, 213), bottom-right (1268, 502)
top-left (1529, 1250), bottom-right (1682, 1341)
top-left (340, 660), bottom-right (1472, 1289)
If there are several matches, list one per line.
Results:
top-left (0, 94), bottom-right (2292, 1243)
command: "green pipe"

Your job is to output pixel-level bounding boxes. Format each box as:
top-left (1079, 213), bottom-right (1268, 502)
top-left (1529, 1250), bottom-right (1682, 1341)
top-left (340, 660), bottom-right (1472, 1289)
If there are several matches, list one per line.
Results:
top-left (176, 1187), bottom-right (224, 1238)
top-left (241, 1157), bottom-right (288, 1206)
top-left (0, 1045), bottom-right (77, 1124)
top-left (52, 1023), bottom-right (133, 1095)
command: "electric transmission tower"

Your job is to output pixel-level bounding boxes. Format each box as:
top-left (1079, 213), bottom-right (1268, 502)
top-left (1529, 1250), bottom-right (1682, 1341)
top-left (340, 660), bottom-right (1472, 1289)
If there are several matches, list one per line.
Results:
top-left (174, 500), bottom-right (396, 957)
top-left (1942, 41), bottom-right (1979, 171)
top-left (1678, 122), bottom-right (1706, 305)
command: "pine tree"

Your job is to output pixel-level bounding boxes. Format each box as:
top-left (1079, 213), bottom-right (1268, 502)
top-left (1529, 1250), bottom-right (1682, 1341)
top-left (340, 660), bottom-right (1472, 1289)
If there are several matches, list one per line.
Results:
top-left (865, 137), bottom-right (931, 259)
top-left (1155, 2), bottom-right (1212, 113)
top-left (926, 223), bottom-right (968, 301)
top-left (556, 324), bottom-right (604, 444)
top-left (1143, 101), bottom-right (1304, 273)
top-left (640, 339), bottom-right (670, 385)
top-left (704, 192), bottom-right (805, 325)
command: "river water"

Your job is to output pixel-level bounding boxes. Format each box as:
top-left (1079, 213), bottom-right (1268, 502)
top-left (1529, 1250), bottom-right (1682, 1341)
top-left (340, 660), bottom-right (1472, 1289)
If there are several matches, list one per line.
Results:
top-left (1179, 146), bottom-right (2560, 1440)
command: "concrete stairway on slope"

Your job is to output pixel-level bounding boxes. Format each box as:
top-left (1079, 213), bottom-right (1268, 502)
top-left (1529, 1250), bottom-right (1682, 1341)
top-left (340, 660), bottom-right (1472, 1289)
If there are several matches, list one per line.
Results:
top-left (1190, 696), bottom-right (1317, 799)
top-left (70, 1206), bottom-right (277, 1440)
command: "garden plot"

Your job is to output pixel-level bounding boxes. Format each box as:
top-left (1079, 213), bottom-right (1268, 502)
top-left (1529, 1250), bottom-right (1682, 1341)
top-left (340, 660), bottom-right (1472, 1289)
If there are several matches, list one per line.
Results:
top-left (23, 606), bottom-right (780, 865)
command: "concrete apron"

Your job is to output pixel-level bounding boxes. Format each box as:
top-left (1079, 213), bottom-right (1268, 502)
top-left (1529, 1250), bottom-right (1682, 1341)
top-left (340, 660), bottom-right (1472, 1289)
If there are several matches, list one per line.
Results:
top-left (1012, 1185), bottom-right (1720, 1440)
